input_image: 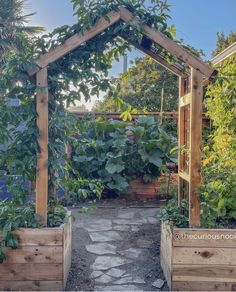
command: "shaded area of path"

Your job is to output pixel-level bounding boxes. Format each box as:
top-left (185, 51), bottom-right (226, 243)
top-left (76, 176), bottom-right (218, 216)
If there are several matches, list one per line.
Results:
top-left (66, 200), bottom-right (168, 291)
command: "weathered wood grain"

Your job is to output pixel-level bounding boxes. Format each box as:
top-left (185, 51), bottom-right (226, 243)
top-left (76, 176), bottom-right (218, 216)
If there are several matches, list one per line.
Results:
top-left (0, 263), bottom-right (63, 281)
top-left (120, 7), bottom-right (215, 78)
top-left (189, 68), bottom-right (203, 227)
top-left (173, 228), bottom-right (236, 247)
top-left (4, 246), bottom-right (63, 264)
top-left (161, 222), bottom-right (236, 291)
top-left (36, 67), bottom-right (49, 225)
top-left (172, 281), bottom-right (236, 291)
top-left (172, 265), bottom-right (236, 282)
top-left (173, 247), bottom-right (236, 265)
top-left (0, 281), bottom-right (63, 291)
top-left (0, 212), bottom-right (72, 290)
top-left (13, 228), bottom-right (63, 246)
top-left (160, 223), bottom-right (172, 289)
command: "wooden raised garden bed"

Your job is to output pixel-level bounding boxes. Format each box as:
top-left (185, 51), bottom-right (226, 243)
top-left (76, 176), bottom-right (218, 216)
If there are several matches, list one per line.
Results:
top-left (160, 222), bottom-right (236, 291)
top-left (0, 212), bottom-right (72, 291)
top-left (125, 174), bottom-right (178, 199)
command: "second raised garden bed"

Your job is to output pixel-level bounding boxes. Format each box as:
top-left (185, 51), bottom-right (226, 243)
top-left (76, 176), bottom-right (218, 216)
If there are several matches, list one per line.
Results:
top-left (125, 174), bottom-right (178, 199)
top-left (160, 222), bottom-right (236, 291)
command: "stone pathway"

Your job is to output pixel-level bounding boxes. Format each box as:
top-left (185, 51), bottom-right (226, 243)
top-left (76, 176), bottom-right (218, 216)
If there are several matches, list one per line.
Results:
top-left (66, 202), bottom-right (168, 291)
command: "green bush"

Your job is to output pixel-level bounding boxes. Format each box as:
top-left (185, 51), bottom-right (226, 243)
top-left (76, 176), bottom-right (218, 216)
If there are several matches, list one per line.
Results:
top-left (70, 116), bottom-right (177, 193)
top-left (201, 56), bottom-right (236, 227)
top-left (62, 176), bottom-right (104, 205)
top-left (0, 200), bottom-right (67, 263)
top-left (160, 198), bottom-right (189, 228)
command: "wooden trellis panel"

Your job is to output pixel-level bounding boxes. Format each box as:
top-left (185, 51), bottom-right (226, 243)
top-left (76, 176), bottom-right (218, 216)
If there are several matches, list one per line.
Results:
top-left (178, 68), bottom-right (203, 227)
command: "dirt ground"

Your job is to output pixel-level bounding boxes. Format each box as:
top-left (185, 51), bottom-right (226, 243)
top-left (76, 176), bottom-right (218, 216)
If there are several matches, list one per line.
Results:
top-left (66, 198), bottom-right (168, 291)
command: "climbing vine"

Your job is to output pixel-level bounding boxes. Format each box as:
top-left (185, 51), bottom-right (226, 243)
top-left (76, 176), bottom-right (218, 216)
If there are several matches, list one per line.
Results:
top-left (0, 0), bottom-right (203, 228)
top-left (0, 0), bottom-right (177, 196)
top-left (0, 0), bottom-right (213, 261)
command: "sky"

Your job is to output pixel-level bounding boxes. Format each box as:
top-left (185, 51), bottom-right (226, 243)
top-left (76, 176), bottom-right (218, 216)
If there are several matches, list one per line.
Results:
top-left (27, 0), bottom-right (236, 108)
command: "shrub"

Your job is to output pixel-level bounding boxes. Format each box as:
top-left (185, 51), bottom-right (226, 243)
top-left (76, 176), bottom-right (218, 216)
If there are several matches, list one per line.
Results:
top-left (62, 176), bottom-right (104, 205)
top-left (201, 56), bottom-right (236, 227)
top-left (70, 116), bottom-right (177, 193)
top-left (160, 198), bottom-right (189, 228)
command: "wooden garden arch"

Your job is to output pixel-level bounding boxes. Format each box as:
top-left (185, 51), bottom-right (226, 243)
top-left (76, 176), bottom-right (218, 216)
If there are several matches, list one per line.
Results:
top-left (28, 7), bottom-right (216, 227)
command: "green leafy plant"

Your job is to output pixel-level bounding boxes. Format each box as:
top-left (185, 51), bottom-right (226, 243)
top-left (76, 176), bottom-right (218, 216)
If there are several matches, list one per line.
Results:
top-left (71, 116), bottom-right (177, 193)
top-left (47, 204), bottom-right (68, 227)
top-left (0, 200), bottom-right (40, 263)
top-left (0, 199), bottom-right (67, 263)
top-left (62, 176), bottom-right (104, 205)
top-left (160, 198), bottom-right (189, 227)
top-left (201, 53), bottom-right (236, 227)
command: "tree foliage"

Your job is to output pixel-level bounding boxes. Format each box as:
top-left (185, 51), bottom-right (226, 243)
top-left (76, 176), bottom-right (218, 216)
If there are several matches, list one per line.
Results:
top-left (93, 56), bottom-right (178, 112)
top-left (0, 0), bottom-right (44, 66)
top-left (211, 31), bottom-right (236, 58)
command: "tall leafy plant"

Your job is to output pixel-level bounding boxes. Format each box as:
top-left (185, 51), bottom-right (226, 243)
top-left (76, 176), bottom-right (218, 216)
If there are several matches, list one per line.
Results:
top-left (201, 55), bottom-right (236, 227)
top-left (70, 117), bottom-right (177, 192)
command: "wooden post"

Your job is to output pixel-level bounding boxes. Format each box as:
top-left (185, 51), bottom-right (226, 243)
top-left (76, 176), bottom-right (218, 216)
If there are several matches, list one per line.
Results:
top-left (36, 67), bottom-right (49, 225)
top-left (178, 77), bottom-right (186, 205)
top-left (189, 68), bottom-right (203, 227)
top-left (160, 88), bottom-right (164, 125)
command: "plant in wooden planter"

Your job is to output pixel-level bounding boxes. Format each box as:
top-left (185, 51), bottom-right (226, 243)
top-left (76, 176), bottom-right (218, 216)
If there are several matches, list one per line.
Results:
top-left (159, 52), bottom-right (236, 290)
top-left (0, 201), bottom-right (72, 290)
top-left (160, 193), bottom-right (236, 291)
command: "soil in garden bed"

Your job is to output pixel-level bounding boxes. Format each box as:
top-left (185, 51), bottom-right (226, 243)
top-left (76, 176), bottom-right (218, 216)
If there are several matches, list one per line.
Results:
top-left (66, 199), bottom-right (168, 291)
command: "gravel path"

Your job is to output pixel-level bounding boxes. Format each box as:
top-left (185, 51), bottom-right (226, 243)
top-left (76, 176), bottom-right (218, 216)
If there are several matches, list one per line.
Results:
top-left (66, 200), bottom-right (168, 291)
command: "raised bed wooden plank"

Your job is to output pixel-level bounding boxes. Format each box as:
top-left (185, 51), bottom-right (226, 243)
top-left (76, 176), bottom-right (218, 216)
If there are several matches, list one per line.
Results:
top-left (63, 215), bottom-right (72, 287)
top-left (172, 281), bottom-right (236, 291)
top-left (173, 247), bottom-right (236, 265)
top-left (14, 228), bottom-right (63, 246)
top-left (160, 223), bottom-right (172, 289)
top-left (172, 265), bottom-right (236, 282)
top-left (173, 229), bottom-right (236, 247)
top-left (0, 281), bottom-right (63, 291)
top-left (4, 246), bottom-right (63, 264)
top-left (0, 263), bottom-right (63, 281)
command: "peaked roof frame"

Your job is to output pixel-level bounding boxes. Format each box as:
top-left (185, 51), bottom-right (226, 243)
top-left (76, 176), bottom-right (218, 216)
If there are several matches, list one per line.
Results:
top-left (33, 7), bottom-right (215, 228)
top-left (29, 7), bottom-right (215, 80)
